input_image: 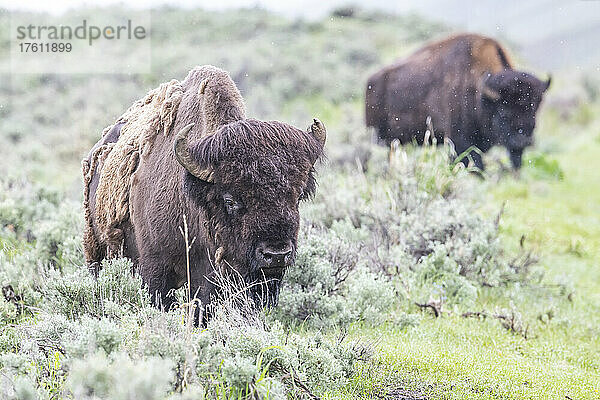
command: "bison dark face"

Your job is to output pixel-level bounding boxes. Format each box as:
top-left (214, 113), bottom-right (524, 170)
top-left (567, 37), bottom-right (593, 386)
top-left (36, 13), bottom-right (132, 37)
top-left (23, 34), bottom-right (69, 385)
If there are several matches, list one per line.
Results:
top-left (481, 71), bottom-right (551, 168)
top-left (174, 118), bottom-right (326, 307)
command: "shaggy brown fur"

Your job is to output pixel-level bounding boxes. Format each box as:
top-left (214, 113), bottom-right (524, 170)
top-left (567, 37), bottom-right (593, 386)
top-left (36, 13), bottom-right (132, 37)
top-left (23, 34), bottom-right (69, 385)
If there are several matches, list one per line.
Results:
top-left (365, 33), bottom-right (550, 169)
top-left (82, 65), bottom-right (325, 323)
top-left (82, 80), bottom-right (184, 270)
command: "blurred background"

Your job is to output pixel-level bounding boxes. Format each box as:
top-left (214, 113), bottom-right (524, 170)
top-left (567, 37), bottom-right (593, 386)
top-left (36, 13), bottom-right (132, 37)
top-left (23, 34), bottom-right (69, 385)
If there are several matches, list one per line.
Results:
top-left (3, 0), bottom-right (600, 70)
top-left (1, 0), bottom-right (598, 191)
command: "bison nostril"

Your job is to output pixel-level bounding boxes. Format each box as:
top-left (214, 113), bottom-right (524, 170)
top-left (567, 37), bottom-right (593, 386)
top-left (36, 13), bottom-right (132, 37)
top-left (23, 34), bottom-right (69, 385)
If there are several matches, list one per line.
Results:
top-left (263, 250), bottom-right (290, 265)
top-left (257, 244), bottom-right (293, 269)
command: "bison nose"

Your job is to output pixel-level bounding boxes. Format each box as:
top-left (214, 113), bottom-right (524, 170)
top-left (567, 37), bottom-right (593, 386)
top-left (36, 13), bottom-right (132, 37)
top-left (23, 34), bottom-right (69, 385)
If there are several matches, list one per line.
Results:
top-left (256, 243), bottom-right (293, 270)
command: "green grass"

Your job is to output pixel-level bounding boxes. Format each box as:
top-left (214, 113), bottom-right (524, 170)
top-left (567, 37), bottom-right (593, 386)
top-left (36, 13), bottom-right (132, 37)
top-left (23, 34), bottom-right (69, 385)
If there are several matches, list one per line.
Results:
top-left (334, 121), bottom-right (600, 399)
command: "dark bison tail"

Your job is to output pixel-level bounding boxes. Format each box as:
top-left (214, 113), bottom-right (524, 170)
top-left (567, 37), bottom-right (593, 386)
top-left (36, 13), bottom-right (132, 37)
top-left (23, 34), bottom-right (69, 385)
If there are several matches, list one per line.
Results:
top-left (365, 73), bottom-right (387, 141)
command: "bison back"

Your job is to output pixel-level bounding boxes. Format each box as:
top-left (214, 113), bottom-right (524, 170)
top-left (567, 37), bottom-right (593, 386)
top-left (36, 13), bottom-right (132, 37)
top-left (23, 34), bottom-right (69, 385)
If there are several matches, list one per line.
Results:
top-left (367, 34), bottom-right (513, 145)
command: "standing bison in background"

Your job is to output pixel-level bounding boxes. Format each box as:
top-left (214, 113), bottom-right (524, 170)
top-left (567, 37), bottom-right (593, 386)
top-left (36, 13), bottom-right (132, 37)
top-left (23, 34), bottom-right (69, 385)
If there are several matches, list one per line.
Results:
top-left (365, 33), bottom-right (551, 169)
top-left (82, 65), bottom-right (326, 323)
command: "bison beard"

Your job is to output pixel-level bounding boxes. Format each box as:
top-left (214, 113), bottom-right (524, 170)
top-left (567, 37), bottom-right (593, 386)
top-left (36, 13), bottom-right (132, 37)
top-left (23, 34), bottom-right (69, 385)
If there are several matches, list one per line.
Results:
top-left (82, 66), bottom-right (325, 325)
top-left (246, 257), bottom-right (287, 309)
top-left (365, 33), bottom-right (550, 170)
top-left (244, 235), bottom-right (295, 309)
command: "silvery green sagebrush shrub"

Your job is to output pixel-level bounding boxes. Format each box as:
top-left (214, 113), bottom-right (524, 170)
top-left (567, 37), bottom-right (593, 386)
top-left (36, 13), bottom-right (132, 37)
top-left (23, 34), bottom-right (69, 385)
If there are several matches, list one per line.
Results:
top-left (30, 202), bottom-right (83, 270)
top-left (1, 246), bottom-right (362, 399)
top-left (67, 352), bottom-right (175, 400)
top-left (43, 258), bottom-right (150, 319)
top-left (220, 354), bottom-right (257, 391)
top-left (0, 180), bottom-right (62, 243)
top-left (346, 266), bottom-right (396, 324)
top-left (274, 222), bottom-right (396, 328)
top-left (0, 246), bottom-right (46, 313)
top-left (280, 142), bottom-right (527, 325)
top-left (1, 374), bottom-right (47, 400)
top-left (288, 332), bottom-right (357, 392)
top-left (0, 295), bottom-right (18, 322)
top-left (412, 245), bottom-right (478, 307)
top-left (61, 317), bottom-right (125, 357)
top-left (0, 181), bottom-right (82, 315)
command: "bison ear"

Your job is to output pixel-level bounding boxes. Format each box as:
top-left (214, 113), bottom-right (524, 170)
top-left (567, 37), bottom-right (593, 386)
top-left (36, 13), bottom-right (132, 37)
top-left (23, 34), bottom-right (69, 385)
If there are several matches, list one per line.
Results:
top-left (173, 123), bottom-right (215, 183)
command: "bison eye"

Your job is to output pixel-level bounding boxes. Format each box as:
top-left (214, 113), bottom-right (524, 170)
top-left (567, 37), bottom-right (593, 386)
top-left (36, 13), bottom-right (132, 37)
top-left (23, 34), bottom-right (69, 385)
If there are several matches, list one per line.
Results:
top-left (223, 194), bottom-right (242, 215)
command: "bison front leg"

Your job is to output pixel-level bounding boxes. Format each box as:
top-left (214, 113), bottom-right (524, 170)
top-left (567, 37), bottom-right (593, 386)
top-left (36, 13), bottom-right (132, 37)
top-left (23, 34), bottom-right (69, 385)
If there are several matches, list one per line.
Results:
top-left (468, 150), bottom-right (484, 171)
top-left (188, 259), bottom-right (218, 327)
top-left (453, 138), bottom-right (485, 171)
top-left (138, 253), bottom-right (177, 311)
top-left (454, 150), bottom-right (484, 171)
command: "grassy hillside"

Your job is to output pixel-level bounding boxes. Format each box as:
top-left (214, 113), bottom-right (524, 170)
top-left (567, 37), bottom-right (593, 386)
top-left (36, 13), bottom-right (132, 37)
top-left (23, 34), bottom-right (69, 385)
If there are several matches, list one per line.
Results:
top-left (348, 122), bottom-right (600, 399)
top-left (0, 6), bottom-right (446, 188)
top-left (395, 0), bottom-right (600, 70)
top-left (1, 6), bottom-right (599, 400)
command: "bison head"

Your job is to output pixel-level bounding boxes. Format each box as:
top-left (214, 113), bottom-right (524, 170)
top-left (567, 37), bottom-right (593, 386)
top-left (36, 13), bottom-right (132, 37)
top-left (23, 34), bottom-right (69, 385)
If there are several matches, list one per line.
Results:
top-left (481, 70), bottom-right (551, 168)
top-left (174, 118), bottom-right (326, 307)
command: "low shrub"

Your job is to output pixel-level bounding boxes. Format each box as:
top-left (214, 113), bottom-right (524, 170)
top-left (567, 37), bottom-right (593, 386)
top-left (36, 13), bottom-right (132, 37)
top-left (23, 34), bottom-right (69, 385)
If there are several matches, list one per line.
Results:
top-left (276, 144), bottom-right (525, 327)
top-left (1, 252), bottom-right (364, 399)
top-left (0, 140), bottom-right (538, 398)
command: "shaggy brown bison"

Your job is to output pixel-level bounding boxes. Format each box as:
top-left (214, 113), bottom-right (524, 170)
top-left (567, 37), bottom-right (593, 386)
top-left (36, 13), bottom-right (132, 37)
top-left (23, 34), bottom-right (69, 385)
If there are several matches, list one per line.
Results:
top-left (365, 33), bottom-right (551, 169)
top-left (82, 65), bottom-right (326, 323)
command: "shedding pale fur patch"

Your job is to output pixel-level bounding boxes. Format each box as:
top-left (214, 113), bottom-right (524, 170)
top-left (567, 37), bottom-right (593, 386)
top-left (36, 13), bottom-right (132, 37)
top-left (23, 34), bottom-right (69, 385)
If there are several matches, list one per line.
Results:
top-left (83, 65), bottom-right (247, 263)
top-left (82, 139), bottom-right (115, 268)
top-left (93, 79), bottom-right (184, 252)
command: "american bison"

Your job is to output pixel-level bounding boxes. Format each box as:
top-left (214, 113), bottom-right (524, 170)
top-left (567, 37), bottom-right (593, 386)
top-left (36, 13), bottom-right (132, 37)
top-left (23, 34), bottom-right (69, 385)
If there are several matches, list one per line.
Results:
top-left (365, 33), bottom-right (551, 169)
top-left (82, 65), bottom-right (326, 323)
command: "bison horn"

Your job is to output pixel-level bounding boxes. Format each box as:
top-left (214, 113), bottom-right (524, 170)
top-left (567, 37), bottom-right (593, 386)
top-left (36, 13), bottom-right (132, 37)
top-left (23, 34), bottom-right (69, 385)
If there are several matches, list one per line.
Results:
top-left (481, 73), bottom-right (501, 101)
top-left (173, 123), bottom-right (215, 182)
top-left (308, 118), bottom-right (326, 147)
top-left (544, 74), bottom-right (552, 91)
top-left (482, 85), bottom-right (501, 101)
